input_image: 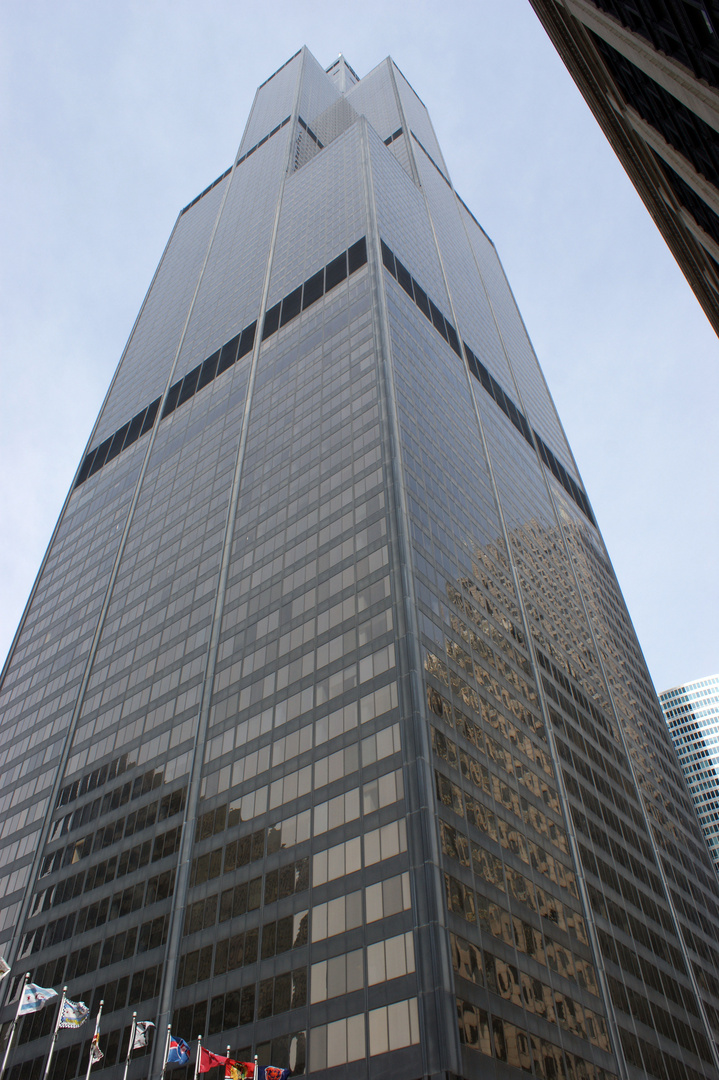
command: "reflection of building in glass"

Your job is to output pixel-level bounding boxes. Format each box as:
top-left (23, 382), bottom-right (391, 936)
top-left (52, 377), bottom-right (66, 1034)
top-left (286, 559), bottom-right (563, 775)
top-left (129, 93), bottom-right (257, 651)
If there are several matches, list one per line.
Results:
top-left (660, 675), bottom-right (719, 875)
top-left (529, 0), bottom-right (719, 335)
top-left (2, 46), bottom-right (719, 1080)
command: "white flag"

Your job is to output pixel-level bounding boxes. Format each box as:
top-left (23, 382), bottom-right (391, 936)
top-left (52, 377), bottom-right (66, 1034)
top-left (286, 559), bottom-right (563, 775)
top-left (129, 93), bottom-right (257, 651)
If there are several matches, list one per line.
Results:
top-left (18, 983), bottom-right (58, 1015)
top-left (58, 998), bottom-right (89, 1029)
top-left (0, 957), bottom-right (10, 981)
top-left (89, 1034), bottom-right (103, 1064)
top-left (132, 1021), bottom-right (154, 1050)
top-left (88, 1003), bottom-right (103, 1066)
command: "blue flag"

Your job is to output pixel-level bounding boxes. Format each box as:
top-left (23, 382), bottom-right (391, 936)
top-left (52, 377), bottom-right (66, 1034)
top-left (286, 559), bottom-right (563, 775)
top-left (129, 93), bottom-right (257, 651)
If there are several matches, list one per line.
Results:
top-left (167, 1038), bottom-right (190, 1066)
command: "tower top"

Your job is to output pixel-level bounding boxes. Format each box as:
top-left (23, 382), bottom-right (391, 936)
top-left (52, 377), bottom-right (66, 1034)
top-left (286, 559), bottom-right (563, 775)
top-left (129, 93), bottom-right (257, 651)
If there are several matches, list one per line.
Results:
top-left (325, 53), bottom-right (360, 93)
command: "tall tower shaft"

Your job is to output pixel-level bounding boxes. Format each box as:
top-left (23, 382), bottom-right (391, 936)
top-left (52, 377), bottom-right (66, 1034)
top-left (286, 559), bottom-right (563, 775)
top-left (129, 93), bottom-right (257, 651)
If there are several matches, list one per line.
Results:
top-left (1, 47), bottom-right (719, 1080)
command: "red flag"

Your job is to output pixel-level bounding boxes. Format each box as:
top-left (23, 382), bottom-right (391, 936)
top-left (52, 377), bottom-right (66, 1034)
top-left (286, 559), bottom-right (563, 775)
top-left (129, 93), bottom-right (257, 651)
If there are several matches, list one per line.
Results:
top-left (225, 1062), bottom-right (254, 1080)
top-left (198, 1049), bottom-right (229, 1074)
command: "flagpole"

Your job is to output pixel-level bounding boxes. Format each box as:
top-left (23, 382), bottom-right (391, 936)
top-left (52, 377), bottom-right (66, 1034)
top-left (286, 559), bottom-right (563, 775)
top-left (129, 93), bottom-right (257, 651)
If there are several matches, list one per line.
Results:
top-left (84, 999), bottom-right (103, 1080)
top-left (122, 1012), bottom-right (137, 1080)
top-left (193, 1036), bottom-right (202, 1080)
top-left (0, 973), bottom-right (29, 1080)
top-left (42, 986), bottom-right (66, 1080)
top-left (253, 1055), bottom-right (258, 1079)
top-left (160, 1025), bottom-right (171, 1080)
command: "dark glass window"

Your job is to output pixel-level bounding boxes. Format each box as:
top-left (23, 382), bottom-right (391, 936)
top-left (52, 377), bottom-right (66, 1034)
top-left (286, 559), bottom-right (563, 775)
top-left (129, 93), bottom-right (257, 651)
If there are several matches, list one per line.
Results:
top-left (178, 364), bottom-right (201, 407)
top-left (76, 448), bottom-right (97, 485)
top-left (429, 299), bottom-right (448, 340)
top-left (348, 236), bottom-right (367, 272)
top-left (141, 397), bottom-right (160, 433)
top-left (198, 351), bottom-right (219, 391)
top-left (106, 423), bottom-right (130, 463)
top-left (381, 240), bottom-right (396, 276)
top-left (489, 374), bottom-right (508, 415)
top-left (325, 252), bottom-right (348, 291)
top-left (238, 321), bottom-right (256, 358)
top-left (280, 286), bottom-right (302, 326)
top-left (161, 381), bottom-right (182, 418)
top-left (123, 407), bottom-right (146, 447)
top-left (262, 303), bottom-right (281, 340)
top-left (302, 269), bottom-right (324, 309)
top-left (395, 258), bottom-right (414, 299)
top-left (88, 436), bottom-right (113, 476)
top-left (445, 321), bottom-right (461, 356)
top-left (218, 334), bottom-right (240, 374)
top-left (413, 279), bottom-right (431, 319)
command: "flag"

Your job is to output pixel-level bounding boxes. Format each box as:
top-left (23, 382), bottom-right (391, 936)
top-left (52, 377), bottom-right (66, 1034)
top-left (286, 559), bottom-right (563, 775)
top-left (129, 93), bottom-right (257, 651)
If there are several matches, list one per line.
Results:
top-left (258, 1068), bottom-right (290, 1080)
top-left (166, 1038), bottom-right (190, 1066)
top-left (18, 983), bottom-right (58, 1015)
top-left (89, 1034), bottom-right (103, 1064)
top-left (199, 1048), bottom-right (228, 1073)
top-left (132, 1021), bottom-right (154, 1050)
top-left (87, 1004), bottom-right (103, 1067)
top-left (58, 998), bottom-right (90, 1029)
top-left (0, 956), bottom-right (10, 981)
top-left (225, 1062), bottom-right (254, 1080)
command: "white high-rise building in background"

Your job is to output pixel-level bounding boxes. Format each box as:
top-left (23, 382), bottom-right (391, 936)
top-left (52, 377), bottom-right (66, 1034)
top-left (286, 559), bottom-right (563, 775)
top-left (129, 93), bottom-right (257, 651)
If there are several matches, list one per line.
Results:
top-left (660, 675), bottom-right (719, 875)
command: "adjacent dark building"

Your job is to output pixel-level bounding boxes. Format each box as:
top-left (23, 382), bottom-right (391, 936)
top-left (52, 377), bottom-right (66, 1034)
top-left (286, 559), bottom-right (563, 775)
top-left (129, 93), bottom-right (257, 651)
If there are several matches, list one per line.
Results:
top-left (528, 0), bottom-right (719, 335)
top-left (2, 46), bottom-right (719, 1080)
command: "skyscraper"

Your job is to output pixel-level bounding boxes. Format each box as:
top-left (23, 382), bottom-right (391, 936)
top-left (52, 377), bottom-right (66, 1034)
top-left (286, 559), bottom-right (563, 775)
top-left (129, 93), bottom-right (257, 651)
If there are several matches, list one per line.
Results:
top-left (1, 45), bottom-right (719, 1080)
top-left (528, 0), bottom-right (719, 336)
top-left (660, 674), bottom-right (719, 876)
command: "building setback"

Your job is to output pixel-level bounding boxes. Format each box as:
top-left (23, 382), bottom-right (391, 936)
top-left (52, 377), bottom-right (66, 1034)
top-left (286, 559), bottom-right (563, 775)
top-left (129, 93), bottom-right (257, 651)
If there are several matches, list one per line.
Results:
top-left (660, 674), bottom-right (719, 876)
top-left (1, 46), bottom-right (719, 1080)
top-left (528, 0), bottom-right (719, 336)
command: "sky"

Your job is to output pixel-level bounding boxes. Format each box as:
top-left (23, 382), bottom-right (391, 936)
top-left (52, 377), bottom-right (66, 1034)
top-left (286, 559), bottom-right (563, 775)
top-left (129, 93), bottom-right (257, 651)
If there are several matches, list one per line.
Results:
top-left (0, 0), bottom-right (716, 696)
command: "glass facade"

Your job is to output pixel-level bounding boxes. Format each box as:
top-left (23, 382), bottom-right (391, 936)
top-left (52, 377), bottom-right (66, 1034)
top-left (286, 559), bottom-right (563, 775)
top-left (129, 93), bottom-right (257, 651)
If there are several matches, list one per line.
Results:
top-left (1, 45), bottom-right (719, 1080)
top-left (660, 674), bottom-right (719, 876)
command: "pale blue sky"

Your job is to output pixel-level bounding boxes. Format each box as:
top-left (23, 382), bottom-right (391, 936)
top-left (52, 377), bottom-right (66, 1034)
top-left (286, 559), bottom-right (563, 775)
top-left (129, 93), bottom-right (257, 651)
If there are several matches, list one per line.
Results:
top-left (0, 0), bottom-right (716, 693)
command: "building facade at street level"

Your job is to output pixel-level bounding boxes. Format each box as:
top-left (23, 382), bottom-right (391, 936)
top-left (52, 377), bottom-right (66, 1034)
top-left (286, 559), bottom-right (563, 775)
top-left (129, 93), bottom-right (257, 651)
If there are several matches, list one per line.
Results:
top-left (3, 46), bottom-right (719, 1080)
top-left (660, 674), bottom-right (719, 875)
top-left (528, 0), bottom-right (719, 336)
